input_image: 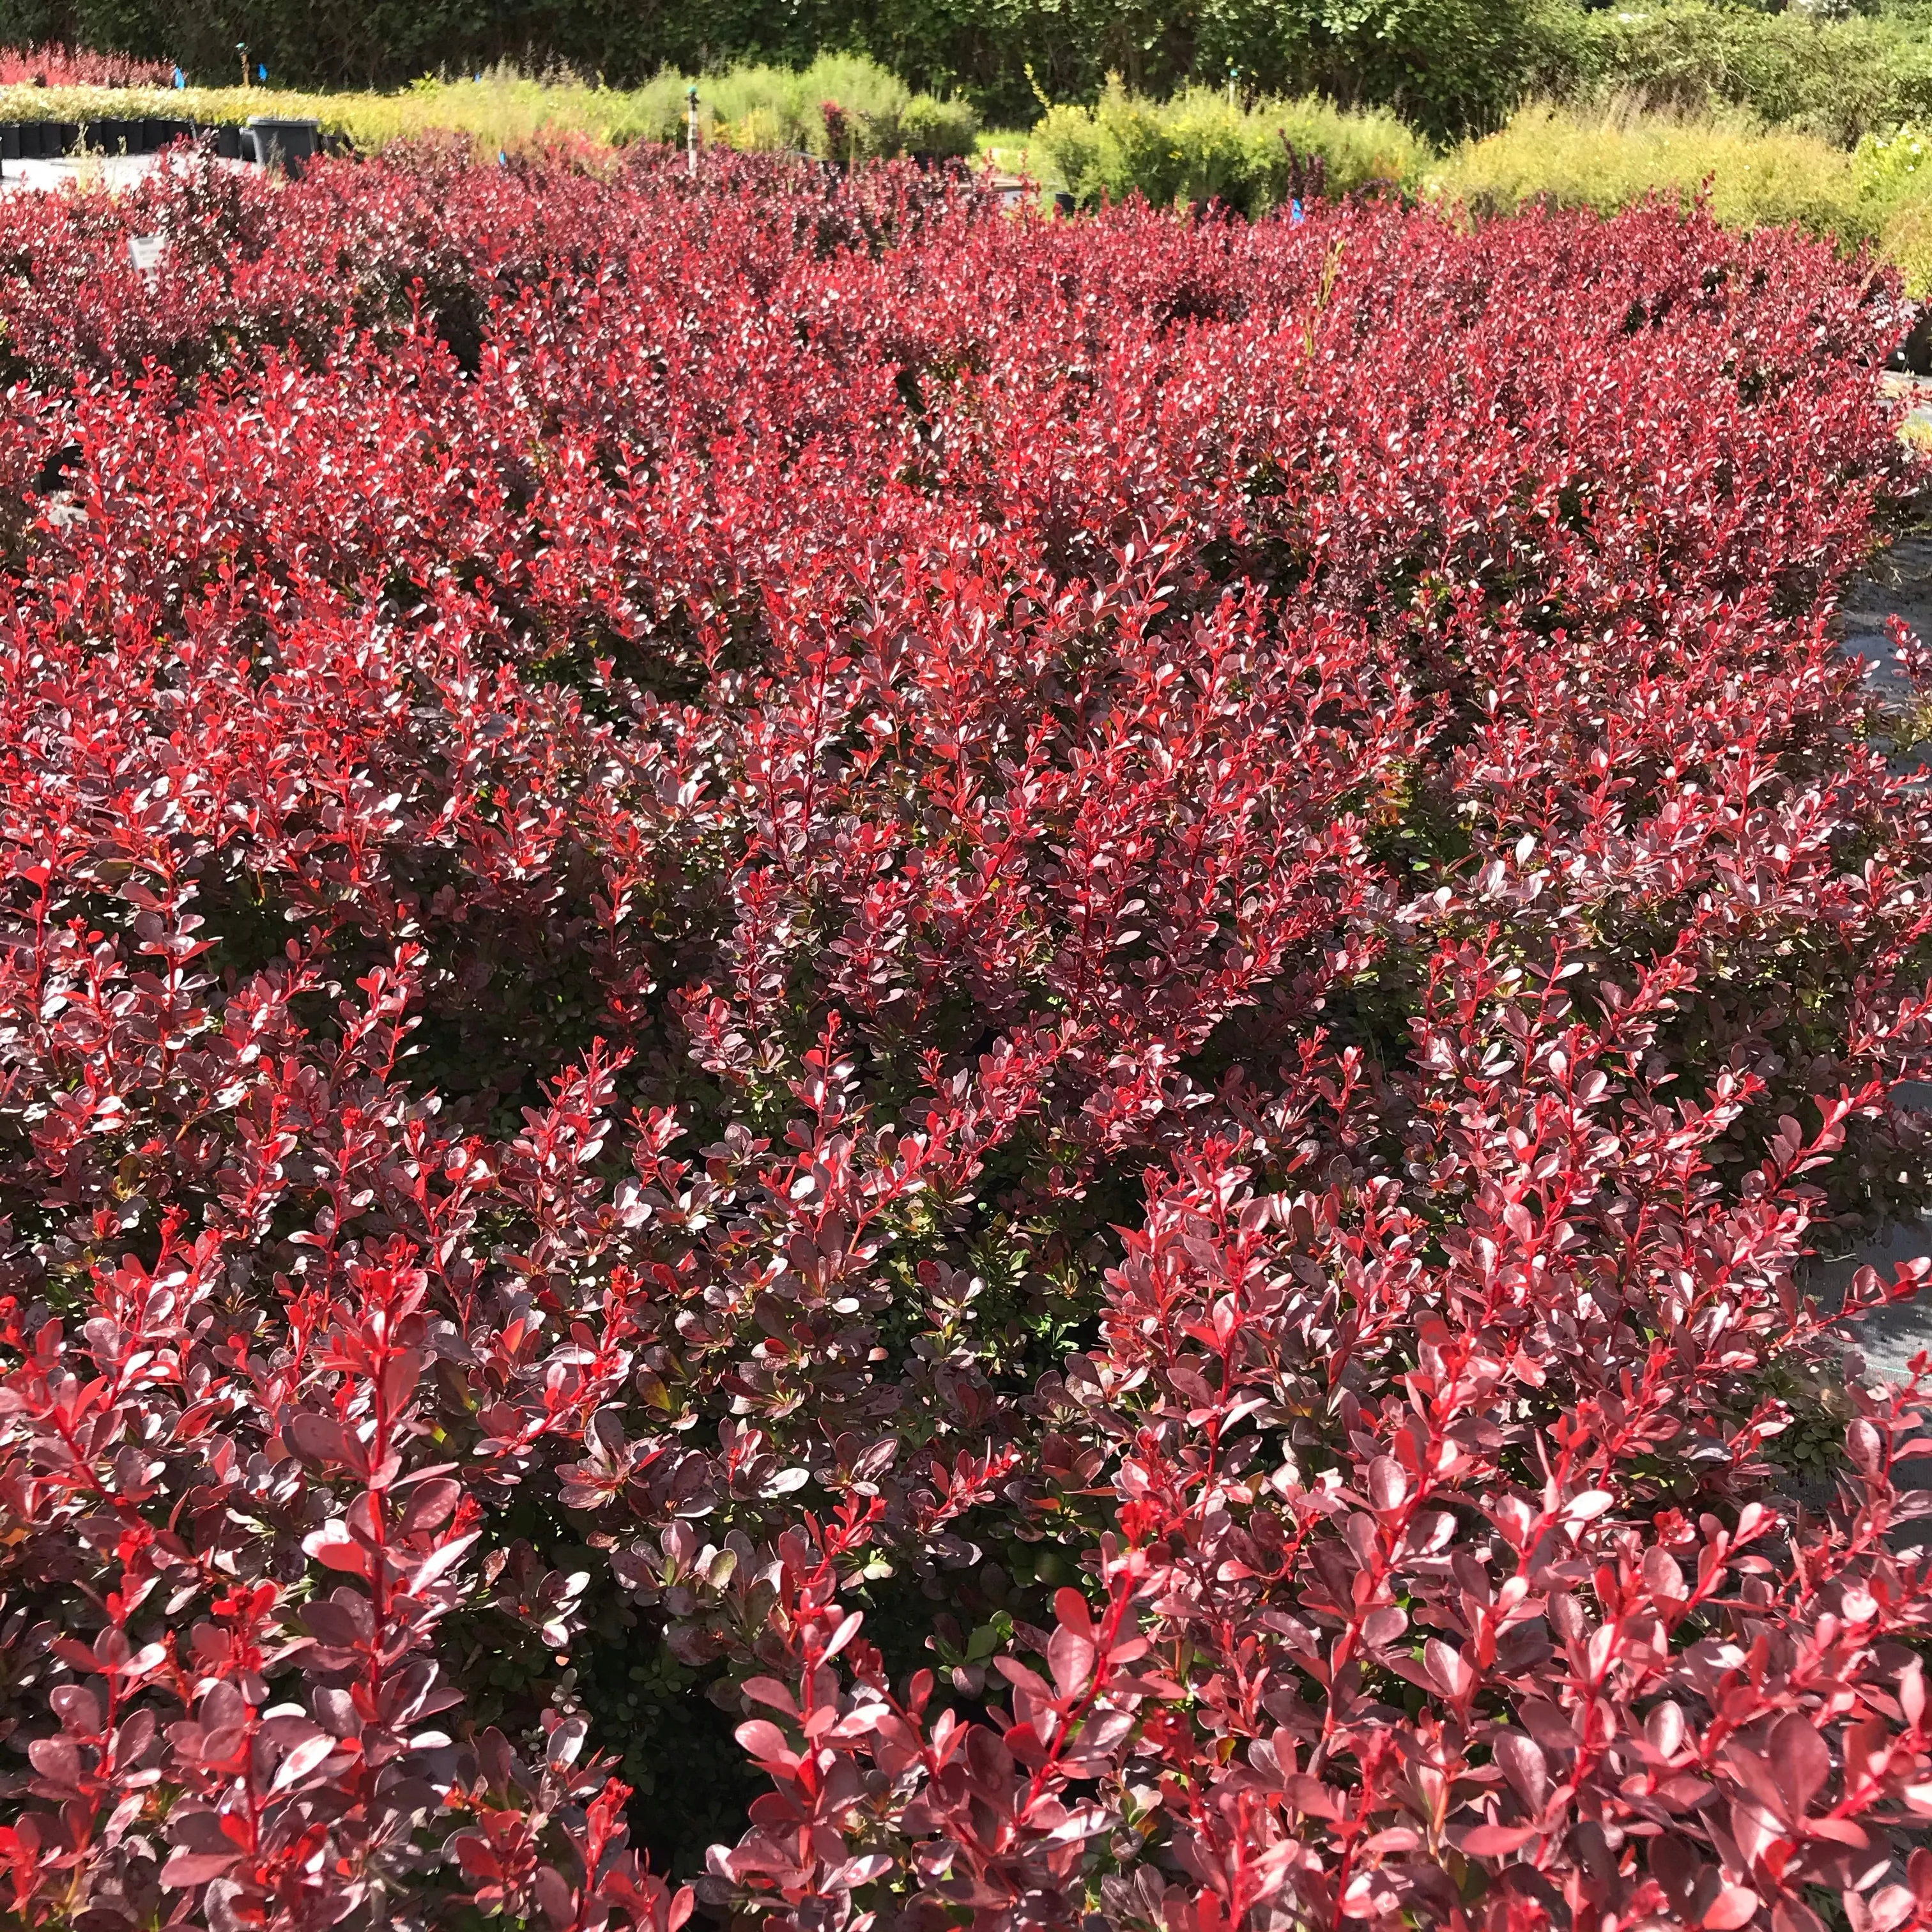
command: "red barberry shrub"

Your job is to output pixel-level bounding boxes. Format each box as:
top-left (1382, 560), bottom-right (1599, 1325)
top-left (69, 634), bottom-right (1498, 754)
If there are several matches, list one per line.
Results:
top-left (0, 42), bottom-right (174, 86)
top-left (1, 142), bottom-right (1931, 1929)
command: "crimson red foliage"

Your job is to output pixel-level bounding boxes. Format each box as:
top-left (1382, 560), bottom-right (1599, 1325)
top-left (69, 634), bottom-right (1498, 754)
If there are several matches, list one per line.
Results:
top-left (2, 144), bottom-right (1932, 1931)
top-left (0, 43), bottom-right (174, 86)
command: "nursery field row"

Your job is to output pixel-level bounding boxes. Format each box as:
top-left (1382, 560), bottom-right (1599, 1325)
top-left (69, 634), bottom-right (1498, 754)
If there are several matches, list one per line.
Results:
top-left (1, 141), bottom-right (1932, 1932)
top-left (0, 57), bottom-right (981, 157)
top-left (22, 54), bottom-right (1932, 298)
top-left (27, 0), bottom-right (1932, 139)
top-left (1018, 87), bottom-right (1932, 296)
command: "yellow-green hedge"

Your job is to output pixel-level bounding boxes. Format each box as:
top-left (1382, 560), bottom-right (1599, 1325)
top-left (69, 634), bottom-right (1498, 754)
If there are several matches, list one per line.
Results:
top-left (1031, 82), bottom-right (1429, 213)
top-left (0, 57), bottom-right (977, 161)
top-left (0, 73), bottom-right (662, 146)
top-left (1426, 102), bottom-right (1872, 238)
top-left (29, 64), bottom-right (1932, 307)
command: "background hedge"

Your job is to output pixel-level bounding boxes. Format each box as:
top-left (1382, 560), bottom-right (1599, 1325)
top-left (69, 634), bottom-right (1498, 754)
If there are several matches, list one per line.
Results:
top-left (16, 0), bottom-right (1932, 171)
top-left (0, 0), bottom-right (1687, 141)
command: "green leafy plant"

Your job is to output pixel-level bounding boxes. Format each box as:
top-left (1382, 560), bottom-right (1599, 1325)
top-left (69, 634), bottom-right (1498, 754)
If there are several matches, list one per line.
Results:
top-left (1034, 76), bottom-right (1427, 211)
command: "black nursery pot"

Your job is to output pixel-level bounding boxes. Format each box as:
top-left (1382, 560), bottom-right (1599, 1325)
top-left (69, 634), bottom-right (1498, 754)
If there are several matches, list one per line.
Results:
top-left (1898, 310), bottom-right (1932, 378)
top-left (1, 127), bottom-right (19, 162)
top-left (247, 118), bottom-right (319, 177)
top-left (52, 122), bottom-right (77, 156)
top-left (214, 122), bottom-right (240, 160)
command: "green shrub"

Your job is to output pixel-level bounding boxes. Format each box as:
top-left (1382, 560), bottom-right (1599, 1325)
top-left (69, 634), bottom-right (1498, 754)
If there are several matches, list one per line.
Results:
top-left (898, 91), bottom-right (977, 155)
top-left (0, 69), bottom-right (673, 147)
top-left (0, 54), bottom-right (973, 160)
top-left (1851, 118), bottom-right (1932, 294)
top-left (704, 54), bottom-right (898, 157)
top-left (705, 53), bottom-right (976, 160)
top-left (608, 70), bottom-right (694, 144)
top-left (1034, 79), bottom-right (1429, 213)
top-left (1884, 199), bottom-right (1932, 294)
top-left (721, 103), bottom-right (788, 153)
top-left (1855, 115), bottom-right (1932, 201)
top-left (1429, 100), bottom-right (1876, 240)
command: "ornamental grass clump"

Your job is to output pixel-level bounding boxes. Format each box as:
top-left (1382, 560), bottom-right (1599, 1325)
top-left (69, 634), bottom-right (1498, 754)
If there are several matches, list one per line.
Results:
top-left (0, 142), bottom-right (1930, 1931)
top-left (1034, 80), bottom-right (1427, 211)
top-left (1429, 99), bottom-right (1874, 239)
top-left (0, 54), bottom-right (983, 163)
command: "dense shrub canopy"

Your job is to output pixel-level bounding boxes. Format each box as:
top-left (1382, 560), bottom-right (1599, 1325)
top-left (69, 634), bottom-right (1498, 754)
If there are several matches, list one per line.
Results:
top-left (3, 142), bottom-right (1932, 1931)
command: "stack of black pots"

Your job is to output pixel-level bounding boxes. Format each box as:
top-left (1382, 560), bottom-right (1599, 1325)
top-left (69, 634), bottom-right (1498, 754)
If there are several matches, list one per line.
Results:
top-left (0, 118), bottom-right (348, 169)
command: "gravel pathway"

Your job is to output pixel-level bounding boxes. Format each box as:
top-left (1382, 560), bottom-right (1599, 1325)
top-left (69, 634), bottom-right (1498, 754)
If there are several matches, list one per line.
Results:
top-left (1824, 376), bottom-right (1932, 1397)
top-left (0, 151), bottom-right (252, 195)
